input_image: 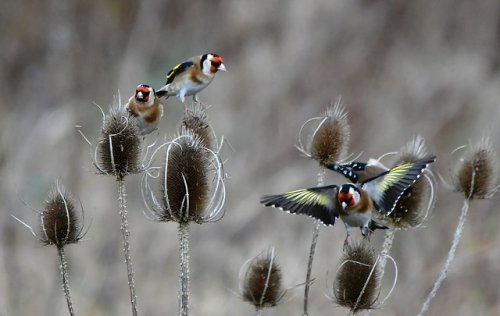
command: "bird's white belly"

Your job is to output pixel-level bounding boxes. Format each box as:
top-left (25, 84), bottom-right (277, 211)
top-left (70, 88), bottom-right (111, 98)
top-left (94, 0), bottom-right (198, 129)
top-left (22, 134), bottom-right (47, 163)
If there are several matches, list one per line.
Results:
top-left (170, 80), bottom-right (210, 96)
top-left (341, 212), bottom-right (371, 228)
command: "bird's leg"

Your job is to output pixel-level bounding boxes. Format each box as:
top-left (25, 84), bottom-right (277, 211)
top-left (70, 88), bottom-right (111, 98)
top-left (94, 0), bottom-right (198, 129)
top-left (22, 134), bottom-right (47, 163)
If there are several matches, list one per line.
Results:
top-left (361, 225), bottom-right (372, 242)
top-left (193, 93), bottom-right (200, 103)
top-left (179, 89), bottom-right (186, 103)
top-left (178, 90), bottom-right (192, 114)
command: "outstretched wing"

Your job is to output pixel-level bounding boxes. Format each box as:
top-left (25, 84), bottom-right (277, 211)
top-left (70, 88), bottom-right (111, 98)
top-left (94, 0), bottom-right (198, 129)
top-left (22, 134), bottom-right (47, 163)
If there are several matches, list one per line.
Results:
top-left (326, 161), bottom-right (367, 183)
top-left (362, 156), bottom-right (436, 215)
top-left (165, 61), bottom-right (195, 85)
top-left (260, 185), bottom-right (340, 225)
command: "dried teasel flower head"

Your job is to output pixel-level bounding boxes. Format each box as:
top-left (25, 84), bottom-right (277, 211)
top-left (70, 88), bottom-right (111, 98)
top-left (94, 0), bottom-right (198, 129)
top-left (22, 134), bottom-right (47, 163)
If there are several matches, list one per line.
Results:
top-left (386, 136), bottom-right (437, 229)
top-left (333, 242), bottom-right (380, 313)
top-left (96, 105), bottom-right (142, 179)
top-left (142, 130), bottom-right (226, 224)
top-left (240, 247), bottom-right (286, 310)
top-left (297, 100), bottom-right (351, 166)
top-left (181, 102), bottom-right (214, 150)
top-left (453, 136), bottom-right (499, 199)
top-left (12, 181), bottom-right (88, 248)
top-left (39, 182), bottom-right (86, 247)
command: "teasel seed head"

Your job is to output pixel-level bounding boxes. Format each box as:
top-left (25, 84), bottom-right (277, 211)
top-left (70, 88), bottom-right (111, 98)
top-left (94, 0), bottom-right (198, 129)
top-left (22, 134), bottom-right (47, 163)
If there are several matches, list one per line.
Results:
top-left (181, 102), bottom-right (214, 151)
top-left (240, 248), bottom-right (286, 310)
top-left (297, 100), bottom-right (351, 166)
top-left (334, 242), bottom-right (380, 313)
top-left (40, 181), bottom-right (85, 247)
top-left (387, 136), bottom-right (436, 229)
top-left (97, 106), bottom-right (142, 179)
top-left (453, 136), bottom-right (499, 199)
top-left (142, 130), bottom-right (226, 224)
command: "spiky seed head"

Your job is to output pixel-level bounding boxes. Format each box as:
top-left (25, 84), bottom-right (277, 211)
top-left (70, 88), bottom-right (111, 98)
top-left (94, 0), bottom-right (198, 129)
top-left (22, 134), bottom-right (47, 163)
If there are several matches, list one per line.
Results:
top-left (334, 242), bottom-right (379, 313)
top-left (181, 103), bottom-right (214, 150)
top-left (40, 183), bottom-right (83, 247)
top-left (388, 136), bottom-right (435, 229)
top-left (454, 136), bottom-right (498, 199)
top-left (97, 107), bottom-right (142, 178)
top-left (160, 132), bottom-right (210, 224)
top-left (241, 248), bottom-right (285, 310)
top-left (309, 102), bottom-right (350, 166)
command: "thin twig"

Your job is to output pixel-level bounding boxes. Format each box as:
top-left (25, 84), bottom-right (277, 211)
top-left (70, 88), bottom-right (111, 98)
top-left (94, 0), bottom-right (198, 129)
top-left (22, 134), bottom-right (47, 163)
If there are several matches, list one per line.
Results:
top-left (117, 177), bottom-right (139, 316)
top-left (303, 168), bottom-right (325, 316)
top-left (57, 246), bottom-right (76, 316)
top-left (377, 229), bottom-right (396, 283)
top-left (178, 223), bottom-right (190, 316)
top-left (418, 169), bottom-right (475, 316)
top-left (366, 229), bottom-right (396, 315)
top-left (417, 198), bottom-right (470, 316)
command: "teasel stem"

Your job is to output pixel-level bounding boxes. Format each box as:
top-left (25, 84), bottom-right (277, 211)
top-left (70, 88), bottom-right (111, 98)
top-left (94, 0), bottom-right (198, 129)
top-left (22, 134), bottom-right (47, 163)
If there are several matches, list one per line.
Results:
top-left (57, 246), bottom-right (75, 316)
top-left (117, 177), bottom-right (138, 316)
top-left (418, 198), bottom-right (471, 316)
top-left (178, 223), bottom-right (190, 316)
top-left (377, 229), bottom-right (396, 287)
top-left (365, 228), bottom-right (396, 316)
top-left (303, 168), bottom-right (325, 316)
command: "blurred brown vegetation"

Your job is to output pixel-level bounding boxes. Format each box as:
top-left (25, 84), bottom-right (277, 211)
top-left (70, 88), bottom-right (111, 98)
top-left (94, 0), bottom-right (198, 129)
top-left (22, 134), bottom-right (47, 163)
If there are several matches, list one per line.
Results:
top-left (1, 0), bottom-right (500, 315)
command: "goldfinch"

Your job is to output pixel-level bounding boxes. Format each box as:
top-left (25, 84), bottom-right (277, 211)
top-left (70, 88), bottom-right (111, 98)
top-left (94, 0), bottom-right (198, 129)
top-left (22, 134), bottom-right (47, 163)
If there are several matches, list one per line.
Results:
top-left (156, 53), bottom-right (226, 103)
top-left (125, 84), bottom-right (164, 135)
top-left (261, 156), bottom-right (436, 248)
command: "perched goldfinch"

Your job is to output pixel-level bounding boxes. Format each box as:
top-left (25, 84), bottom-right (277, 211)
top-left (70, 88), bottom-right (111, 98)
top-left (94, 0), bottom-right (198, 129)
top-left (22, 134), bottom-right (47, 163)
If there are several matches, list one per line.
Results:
top-left (125, 84), bottom-right (164, 135)
top-left (261, 156), bottom-right (436, 248)
top-left (156, 53), bottom-right (226, 103)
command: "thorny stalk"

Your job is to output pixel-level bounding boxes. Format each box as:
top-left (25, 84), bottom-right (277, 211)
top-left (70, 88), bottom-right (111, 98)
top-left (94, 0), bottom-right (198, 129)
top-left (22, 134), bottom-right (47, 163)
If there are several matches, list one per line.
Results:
top-left (57, 246), bottom-right (76, 316)
top-left (303, 168), bottom-right (325, 316)
top-left (118, 177), bottom-right (139, 316)
top-left (418, 198), bottom-right (471, 316)
top-left (178, 223), bottom-right (190, 316)
top-left (418, 170), bottom-right (475, 316)
top-left (375, 229), bottom-right (396, 289)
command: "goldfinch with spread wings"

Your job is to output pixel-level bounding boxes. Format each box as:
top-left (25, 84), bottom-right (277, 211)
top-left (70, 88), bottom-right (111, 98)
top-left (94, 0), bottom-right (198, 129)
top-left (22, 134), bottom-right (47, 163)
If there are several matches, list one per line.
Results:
top-left (156, 53), bottom-right (226, 103)
top-left (261, 156), bottom-right (436, 248)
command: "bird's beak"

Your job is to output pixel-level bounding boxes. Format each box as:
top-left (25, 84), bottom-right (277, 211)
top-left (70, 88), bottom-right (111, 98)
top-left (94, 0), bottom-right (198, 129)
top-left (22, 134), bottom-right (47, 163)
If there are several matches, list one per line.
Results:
top-left (137, 92), bottom-right (143, 99)
top-left (341, 202), bottom-right (347, 209)
top-left (218, 63), bottom-right (227, 72)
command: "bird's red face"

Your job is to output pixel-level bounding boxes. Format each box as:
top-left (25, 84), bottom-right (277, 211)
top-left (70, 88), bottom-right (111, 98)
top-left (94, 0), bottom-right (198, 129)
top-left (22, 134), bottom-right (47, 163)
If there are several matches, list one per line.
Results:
top-left (135, 84), bottom-right (152, 102)
top-left (338, 184), bottom-right (360, 208)
top-left (210, 55), bottom-right (226, 74)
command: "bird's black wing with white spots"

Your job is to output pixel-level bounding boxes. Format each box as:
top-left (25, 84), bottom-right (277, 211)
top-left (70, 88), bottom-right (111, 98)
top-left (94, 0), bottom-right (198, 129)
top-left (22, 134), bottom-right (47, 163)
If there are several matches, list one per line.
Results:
top-left (326, 161), bottom-right (367, 183)
top-left (362, 156), bottom-right (436, 215)
top-left (260, 184), bottom-right (340, 225)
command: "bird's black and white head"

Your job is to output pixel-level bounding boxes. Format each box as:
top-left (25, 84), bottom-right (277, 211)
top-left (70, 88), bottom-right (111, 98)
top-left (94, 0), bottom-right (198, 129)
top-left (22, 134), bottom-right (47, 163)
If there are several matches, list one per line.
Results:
top-left (338, 184), bottom-right (361, 208)
top-left (134, 84), bottom-right (155, 106)
top-left (200, 53), bottom-right (226, 76)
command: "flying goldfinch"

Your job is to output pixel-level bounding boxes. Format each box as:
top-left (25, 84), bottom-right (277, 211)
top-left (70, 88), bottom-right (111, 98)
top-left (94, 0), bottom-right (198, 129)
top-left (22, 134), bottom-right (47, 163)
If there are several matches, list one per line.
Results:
top-left (261, 156), bottom-right (436, 248)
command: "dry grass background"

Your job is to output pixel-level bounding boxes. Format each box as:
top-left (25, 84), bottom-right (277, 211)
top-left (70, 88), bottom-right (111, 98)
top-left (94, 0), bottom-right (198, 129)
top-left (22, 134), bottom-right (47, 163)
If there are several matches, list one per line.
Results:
top-left (1, 0), bottom-right (500, 315)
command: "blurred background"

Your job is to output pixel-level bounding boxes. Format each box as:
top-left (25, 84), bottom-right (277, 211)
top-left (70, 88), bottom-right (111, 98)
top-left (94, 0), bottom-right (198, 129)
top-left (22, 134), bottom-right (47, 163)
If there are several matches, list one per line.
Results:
top-left (1, 0), bottom-right (500, 315)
